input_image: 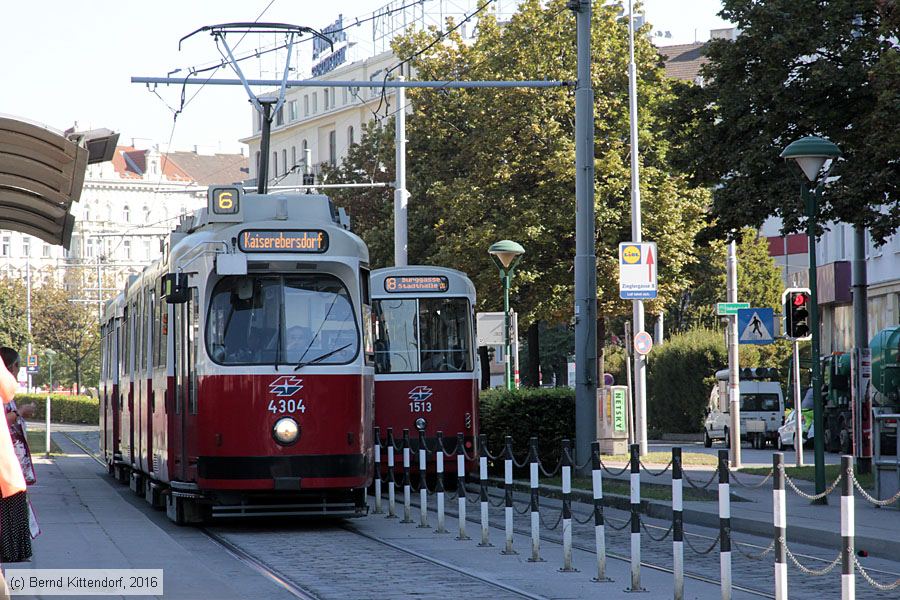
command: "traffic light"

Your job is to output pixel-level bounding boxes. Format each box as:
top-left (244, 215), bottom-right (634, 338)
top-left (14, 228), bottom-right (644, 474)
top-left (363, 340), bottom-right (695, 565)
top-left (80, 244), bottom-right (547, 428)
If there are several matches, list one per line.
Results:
top-left (783, 288), bottom-right (812, 340)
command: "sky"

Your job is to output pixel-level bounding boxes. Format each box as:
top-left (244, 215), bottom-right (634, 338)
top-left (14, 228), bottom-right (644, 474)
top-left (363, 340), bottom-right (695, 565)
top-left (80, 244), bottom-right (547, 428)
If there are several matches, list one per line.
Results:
top-left (0, 1), bottom-right (731, 155)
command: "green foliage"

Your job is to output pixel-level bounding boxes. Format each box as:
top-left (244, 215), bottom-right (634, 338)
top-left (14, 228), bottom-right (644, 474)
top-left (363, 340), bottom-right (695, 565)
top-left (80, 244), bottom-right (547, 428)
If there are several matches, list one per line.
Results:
top-left (0, 277), bottom-right (29, 351)
top-left (479, 386), bottom-right (575, 465)
top-left (16, 393), bottom-right (99, 424)
top-left (669, 0), bottom-right (900, 244)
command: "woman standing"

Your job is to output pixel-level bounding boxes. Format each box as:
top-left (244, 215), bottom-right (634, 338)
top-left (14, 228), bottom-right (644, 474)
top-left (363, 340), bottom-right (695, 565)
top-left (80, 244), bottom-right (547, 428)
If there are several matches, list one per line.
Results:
top-left (0, 347), bottom-right (34, 562)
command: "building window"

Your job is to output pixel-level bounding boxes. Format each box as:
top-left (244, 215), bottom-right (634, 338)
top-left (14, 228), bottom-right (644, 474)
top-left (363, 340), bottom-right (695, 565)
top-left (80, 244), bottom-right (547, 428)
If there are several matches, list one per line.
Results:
top-left (275, 105), bottom-right (284, 126)
top-left (85, 238), bottom-right (94, 258)
top-left (328, 130), bottom-right (336, 166)
top-left (343, 86), bottom-right (348, 104)
top-left (144, 206), bottom-right (151, 223)
top-left (23, 238), bottom-right (30, 258)
top-left (348, 126), bottom-right (355, 147)
top-left (272, 152), bottom-right (278, 177)
top-left (84, 205), bottom-right (91, 221)
top-left (288, 100), bottom-right (297, 121)
top-left (312, 92), bottom-right (318, 113)
top-left (144, 240), bottom-right (152, 260)
top-left (301, 139), bottom-right (308, 158)
top-left (324, 89), bottom-right (329, 110)
top-left (1, 236), bottom-right (9, 257)
top-left (123, 205), bottom-right (130, 222)
top-left (282, 149), bottom-right (287, 173)
top-left (124, 239), bottom-right (131, 260)
top-left (42, 243), bottom-right (50, 258)
top-left (291, 146), bottom-right (296, 169)
top-left (304, 95), bottom-right (309, 116)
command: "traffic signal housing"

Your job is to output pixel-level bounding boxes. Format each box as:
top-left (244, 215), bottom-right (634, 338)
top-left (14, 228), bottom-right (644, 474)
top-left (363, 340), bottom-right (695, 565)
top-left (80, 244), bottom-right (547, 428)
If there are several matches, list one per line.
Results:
top-left (782, 288), bottom-right (812, 341)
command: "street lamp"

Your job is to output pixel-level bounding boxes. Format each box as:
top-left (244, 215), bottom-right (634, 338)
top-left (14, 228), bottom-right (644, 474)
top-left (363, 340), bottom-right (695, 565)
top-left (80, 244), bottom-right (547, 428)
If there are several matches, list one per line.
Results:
top-left (780, 135), bottom-right (841, 502)
top-left (489, 240), bottom-right (525, 390)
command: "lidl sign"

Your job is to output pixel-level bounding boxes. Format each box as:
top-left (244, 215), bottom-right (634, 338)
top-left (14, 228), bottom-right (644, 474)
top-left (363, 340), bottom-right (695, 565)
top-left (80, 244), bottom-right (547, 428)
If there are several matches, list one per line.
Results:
top-left (618, 242), bottom-right (658, 300)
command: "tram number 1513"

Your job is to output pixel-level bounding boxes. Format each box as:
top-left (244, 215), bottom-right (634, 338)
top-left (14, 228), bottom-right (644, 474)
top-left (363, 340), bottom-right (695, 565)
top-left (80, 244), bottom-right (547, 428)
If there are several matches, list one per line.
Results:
top-left (268, 399), bottom-right (306, 414)
top-left (409, 401), bottom-right (432, 413)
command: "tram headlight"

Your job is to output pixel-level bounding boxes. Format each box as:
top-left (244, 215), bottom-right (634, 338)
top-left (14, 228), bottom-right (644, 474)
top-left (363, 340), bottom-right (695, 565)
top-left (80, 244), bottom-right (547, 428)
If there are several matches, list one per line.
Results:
top-left (415, 417), bottom-right (427, 432)
top-left (272, 417), bottom-right (300, 446)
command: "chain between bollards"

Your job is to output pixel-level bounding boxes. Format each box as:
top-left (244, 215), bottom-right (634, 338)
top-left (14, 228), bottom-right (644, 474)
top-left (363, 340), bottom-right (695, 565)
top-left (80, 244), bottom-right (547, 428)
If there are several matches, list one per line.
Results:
top-left (502, 436), bottom-right (517, 555)
top-left (387, 427), bottom-right (397, 518)
top-left (435, 431), bottom-right (448, 533)
top-left (418, 429), bottom-right (429, 528)
top-left (373, 426), bottom-right (383, 514)
top-left (560, 439), bottom-right (577, 572)
top-left (456, 432), bottom-right (470, 540)
top-left (718, 450), bottom-right (732, 600)
top-left (673, 447), bottom-right (684, 600)
top-left (402, 429), bottom-right (413, 523)
top-left (774, 452), bottom-right (787, 600)
top-left (591, 441), bottom-right (611, 582)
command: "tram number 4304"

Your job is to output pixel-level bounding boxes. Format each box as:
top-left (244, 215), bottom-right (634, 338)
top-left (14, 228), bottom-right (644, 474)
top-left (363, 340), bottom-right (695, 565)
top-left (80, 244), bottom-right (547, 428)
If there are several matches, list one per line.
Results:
top-left (268, 399), bottom-right (306, 414)
top-left (409, 401), bottom-right (432, 413)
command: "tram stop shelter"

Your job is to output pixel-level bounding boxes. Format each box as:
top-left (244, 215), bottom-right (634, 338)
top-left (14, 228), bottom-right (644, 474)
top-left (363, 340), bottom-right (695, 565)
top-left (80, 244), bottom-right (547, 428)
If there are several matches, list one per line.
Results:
top-left (0, 115), bottom-right (118, 248)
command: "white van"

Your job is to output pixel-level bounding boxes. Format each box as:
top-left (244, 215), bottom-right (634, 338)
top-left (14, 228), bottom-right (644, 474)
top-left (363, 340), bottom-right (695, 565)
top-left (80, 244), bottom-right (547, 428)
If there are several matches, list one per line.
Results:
top-left (704, 368), bottom-right (785, 449)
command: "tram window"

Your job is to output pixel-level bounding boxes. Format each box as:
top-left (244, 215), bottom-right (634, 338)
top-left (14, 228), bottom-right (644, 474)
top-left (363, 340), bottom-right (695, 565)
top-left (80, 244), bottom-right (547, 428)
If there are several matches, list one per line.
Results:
top-left (360, 268), bottom-right (374, 366)
top-left (372, 299), bottom-right (419, 374)
top-left (206, 275), bottom-right (358, 366)
top-left (122, 309), bottom-right (130, 378)
top-left (419, 298), bottom-right (473, 373)
top-left (158, 293), bottom-right (168, 368)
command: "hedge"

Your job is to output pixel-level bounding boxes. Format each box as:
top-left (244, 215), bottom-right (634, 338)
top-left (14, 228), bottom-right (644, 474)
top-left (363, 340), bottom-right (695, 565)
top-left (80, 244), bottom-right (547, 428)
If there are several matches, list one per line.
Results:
top-left (479, 387), bottom-right (575, 467)
top-left (14, 393), bottom-right (99, 425)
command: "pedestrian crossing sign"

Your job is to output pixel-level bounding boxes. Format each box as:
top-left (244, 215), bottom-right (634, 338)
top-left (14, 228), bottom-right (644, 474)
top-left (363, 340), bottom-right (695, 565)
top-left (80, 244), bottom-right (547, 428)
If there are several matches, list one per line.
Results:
top-left (737, 308), bottom-right (775, 345)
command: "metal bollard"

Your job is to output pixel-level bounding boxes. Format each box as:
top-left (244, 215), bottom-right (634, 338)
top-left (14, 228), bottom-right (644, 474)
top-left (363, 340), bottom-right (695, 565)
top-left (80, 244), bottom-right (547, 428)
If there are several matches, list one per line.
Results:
top-left (373, 426), bottom-right (383, 514)
top-left (773, 453), bottom-right (787, 600)
top-left (418, 429), bottom-right (429, 528)
top-left (528, 437), bottom-right (543, 562)
top-left (435, 431), bottom-right (448, 533)
top-left (478, 433), bottom-right (492, 547)
top-left (841, 455), bottom-right (854, 600)
top-left (591, 442), bottom-right (610, 582)
top-left (673, 448), bottom-right (684, 600)
top-left (719, 450), bottom-right (732, 600)
top-left (387, 428), bottom-right (397, 518)
top-left (628, 443), bottom-right (644, 591)
top-left (502, 436), bottom-right (516, 555)
top-left (560, 439), bottom-right (576, 572)
top-left (45, 395), bottom-right (52, 459)
top-left (402, 429), bottom-right (413, 523)
top-left (456, 433), bottom-right (470, 540)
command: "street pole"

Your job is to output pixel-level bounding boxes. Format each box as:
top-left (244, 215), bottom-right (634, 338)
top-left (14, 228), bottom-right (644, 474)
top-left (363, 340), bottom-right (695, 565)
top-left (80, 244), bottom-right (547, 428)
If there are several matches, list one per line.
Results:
top-left (573, 0), bottom-right (598, 473)
top-left (26, 253), bottom-right (32, 394)
top-left (394, 75), bottom-right (408, 266)
top-left (852, 225), bottom-right (871, 474)
top-left (503, 271), bottom-right (512, 391)
top-left (726, 240), bottom-right (742, 468)
top-left (793, 340), bottom-right (804, 466)
top-left (626, 0), bottom-right (647, 456)
top-left (804, 183), bottom-right (826, 501)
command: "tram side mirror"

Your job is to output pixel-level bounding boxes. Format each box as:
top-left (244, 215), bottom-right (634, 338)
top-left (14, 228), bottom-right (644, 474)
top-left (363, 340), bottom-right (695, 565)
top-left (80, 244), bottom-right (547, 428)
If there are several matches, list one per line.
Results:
top-left (161, 273), bottom-right (189, 304)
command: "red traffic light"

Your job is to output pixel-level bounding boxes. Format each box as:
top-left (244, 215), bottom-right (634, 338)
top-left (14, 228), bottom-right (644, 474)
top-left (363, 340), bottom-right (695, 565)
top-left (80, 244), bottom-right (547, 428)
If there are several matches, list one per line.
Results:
top-left (792, 293), bottom-right (808, 306)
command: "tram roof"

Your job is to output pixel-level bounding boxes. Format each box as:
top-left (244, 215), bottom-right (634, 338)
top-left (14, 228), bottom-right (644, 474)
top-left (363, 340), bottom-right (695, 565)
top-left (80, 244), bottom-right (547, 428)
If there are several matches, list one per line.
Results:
top-left (371, 265), bottom-right (475, 299)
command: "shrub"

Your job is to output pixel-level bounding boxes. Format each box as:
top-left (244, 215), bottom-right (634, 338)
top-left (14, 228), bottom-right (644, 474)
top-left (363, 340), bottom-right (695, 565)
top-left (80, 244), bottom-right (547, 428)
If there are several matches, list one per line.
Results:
top-left (646, 329), bottom-right (725, 433)
top-left (479, 387), bottom-right (575, 467)
top-left (14, 393), bottom-right (99, 425)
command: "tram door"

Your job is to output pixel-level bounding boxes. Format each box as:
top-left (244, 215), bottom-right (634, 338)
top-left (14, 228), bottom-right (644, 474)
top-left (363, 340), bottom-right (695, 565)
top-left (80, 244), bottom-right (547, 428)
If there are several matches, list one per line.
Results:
top-left (173, 289), bottom-right (199, 482)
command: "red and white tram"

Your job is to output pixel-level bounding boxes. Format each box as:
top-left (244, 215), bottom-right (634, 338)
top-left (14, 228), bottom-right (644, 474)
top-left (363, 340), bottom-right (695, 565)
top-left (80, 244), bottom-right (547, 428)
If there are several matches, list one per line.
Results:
top-left (370, 267), bottom-right (479, 461)
top-left (99, 186), bottom-right (374, 522)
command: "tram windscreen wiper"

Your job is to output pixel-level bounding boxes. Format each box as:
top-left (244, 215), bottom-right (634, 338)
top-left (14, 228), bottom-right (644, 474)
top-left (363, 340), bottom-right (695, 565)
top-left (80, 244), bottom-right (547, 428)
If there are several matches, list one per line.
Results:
top-left (294, 343), bottom-right (352, 371)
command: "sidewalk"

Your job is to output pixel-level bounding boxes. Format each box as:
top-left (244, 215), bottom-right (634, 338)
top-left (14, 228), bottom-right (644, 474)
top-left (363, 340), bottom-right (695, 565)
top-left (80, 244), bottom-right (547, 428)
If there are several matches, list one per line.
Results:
top-left (20, 431), bottom-right (302, 600)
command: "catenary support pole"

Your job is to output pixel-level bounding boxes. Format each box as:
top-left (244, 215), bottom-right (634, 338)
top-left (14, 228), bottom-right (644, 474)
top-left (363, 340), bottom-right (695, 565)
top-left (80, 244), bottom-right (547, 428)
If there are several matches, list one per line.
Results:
top-left (402, 429), bottom-right (413, 523)
top-left (673, 448), bottom-right (684, 600)
top-left (394, 75), bottom-right (408, 266)
top-left (774, 453), bottom-right (788, 600)
top-left (528, 437), bottom-right (543, 562)
top-left (628, 443), bottom-right (643, 591)
top-left (561, 439), bottom-right (575, 572)
top-left (387, 428), bottom-right (397, 518)
top-left (591, 442), bottom-right (610, 582)
top-left (571, 0), bottom-right (598, 477)
top-left (374, 426), bottom-right (383, 514)
top-left (456, 433), bottom-right (469, 540)
top-left (726, 240), bottom-right (742, 468)
top-left (719, 450), bottom-right (732, 600)
top-left (852, 226), bottom-right (871, 474)
top-left (478, 434), bottom-right (491, 546)
top-left (418, 429), bottom-right (429, 528)
top-left (502, 436), bottom-right (516, 554)
top-left (435, 431), bottom-right (448, 533)
top-left (841, 455), bottom-right (855, 600)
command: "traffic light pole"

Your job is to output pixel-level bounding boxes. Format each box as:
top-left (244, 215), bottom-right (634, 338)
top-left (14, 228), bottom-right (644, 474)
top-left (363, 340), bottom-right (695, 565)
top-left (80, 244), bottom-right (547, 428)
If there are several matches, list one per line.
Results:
top-left (804, 183), bottom-right (827, 502)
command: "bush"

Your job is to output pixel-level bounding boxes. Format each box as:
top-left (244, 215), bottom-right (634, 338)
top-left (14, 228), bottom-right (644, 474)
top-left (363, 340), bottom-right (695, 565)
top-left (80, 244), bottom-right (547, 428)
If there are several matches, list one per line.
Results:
top-left (479, 387), bottom-right (575, 467)
top-left (646, 329), bottom-right (725, 433)
top-left (14, 393), bottom-right (99, 425)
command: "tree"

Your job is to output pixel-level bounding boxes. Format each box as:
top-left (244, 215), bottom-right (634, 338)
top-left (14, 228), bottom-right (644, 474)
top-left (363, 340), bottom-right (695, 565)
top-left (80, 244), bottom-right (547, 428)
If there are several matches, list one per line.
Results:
top-left (0, 277), bottom-right (29, 352)
top-left (31, 278), bottom-right (99, 393)
top-left (669, 0), bottom-right (899, 244)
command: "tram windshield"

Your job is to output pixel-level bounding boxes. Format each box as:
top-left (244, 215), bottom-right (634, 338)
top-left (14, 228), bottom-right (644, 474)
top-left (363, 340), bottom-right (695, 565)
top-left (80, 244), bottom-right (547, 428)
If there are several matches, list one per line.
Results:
top-left (207, 275), bottom-right (358, 366)
top-left (373, 297), bottom-right (473, 374)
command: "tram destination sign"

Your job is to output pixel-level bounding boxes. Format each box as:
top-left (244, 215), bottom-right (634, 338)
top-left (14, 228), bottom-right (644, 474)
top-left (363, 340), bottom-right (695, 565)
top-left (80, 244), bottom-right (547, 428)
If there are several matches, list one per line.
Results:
top-left (239, 230), bottom-right (328, 253)
top-left (384, 275), bottom-right (449, 293)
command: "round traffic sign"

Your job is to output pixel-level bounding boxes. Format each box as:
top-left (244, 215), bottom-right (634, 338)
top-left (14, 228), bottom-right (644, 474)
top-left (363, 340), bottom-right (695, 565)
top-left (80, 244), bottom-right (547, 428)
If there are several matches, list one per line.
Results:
top-left (633, 331), bottom-right (653, 355)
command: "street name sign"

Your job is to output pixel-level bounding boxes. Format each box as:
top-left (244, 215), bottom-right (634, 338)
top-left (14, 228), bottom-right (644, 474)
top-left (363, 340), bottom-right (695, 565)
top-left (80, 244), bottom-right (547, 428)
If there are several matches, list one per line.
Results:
top-left (717, 302), bottom-right (750, 315)
top-left (618, 242), bottom-right (657, 299)
top-left (737, 307), bottom-right (775, 345)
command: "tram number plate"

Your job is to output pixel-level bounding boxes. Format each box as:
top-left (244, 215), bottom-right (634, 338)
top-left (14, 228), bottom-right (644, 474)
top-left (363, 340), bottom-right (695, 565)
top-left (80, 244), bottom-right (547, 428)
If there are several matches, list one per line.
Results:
top-left (409, 401), bottom-right (432, 413)
top-left (268, 399), bottom-right (306, 414)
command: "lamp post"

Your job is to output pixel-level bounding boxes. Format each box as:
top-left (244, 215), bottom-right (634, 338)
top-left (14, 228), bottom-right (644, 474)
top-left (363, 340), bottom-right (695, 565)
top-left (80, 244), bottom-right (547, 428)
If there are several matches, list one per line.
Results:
top-left (780, 135), bottom-right (841, 501)
top-left (489, 240), bottom-right (525, 391)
